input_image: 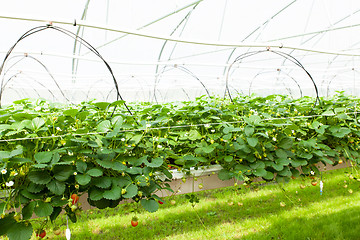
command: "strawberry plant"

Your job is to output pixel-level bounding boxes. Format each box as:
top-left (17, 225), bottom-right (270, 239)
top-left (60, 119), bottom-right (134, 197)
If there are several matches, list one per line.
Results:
top-left (0, 92), bottom-right (360, 239)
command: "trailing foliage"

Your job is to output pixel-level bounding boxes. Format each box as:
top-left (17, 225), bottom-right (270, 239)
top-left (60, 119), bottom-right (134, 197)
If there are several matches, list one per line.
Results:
top-left (0, 92), bottom-right (359, 239)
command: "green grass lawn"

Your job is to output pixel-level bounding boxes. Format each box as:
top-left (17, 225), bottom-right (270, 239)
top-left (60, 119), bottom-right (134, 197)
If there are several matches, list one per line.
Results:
top-left (44, 167), bottom-right (360, 240)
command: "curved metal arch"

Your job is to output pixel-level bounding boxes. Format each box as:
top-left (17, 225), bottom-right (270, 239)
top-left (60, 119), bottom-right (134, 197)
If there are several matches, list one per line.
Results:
top-left (3, 71), bottom-right (59, 101)
top-left (0, 25), bottom-right (133, 116)
top-left (248, 70), bottom-right (303, 98)
top-left (0, 54), bottom-right (70, 103)
top-left (325, 69), bottom-right (358, 97)
top-left (153, 65), bottom-right (211, 103)
top-left (225, 49), bottom-right (320, 107)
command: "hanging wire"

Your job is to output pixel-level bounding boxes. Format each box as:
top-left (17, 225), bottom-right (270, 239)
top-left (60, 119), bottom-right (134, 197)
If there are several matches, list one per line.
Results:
top-left (248, 70), bottom-right (303, 98)
top-left (153, 65), bottom-right (210, 102)
top-left (1, 54), bottom-right (70, 103)
top-left (0, 24), bottom-right (133, 117)
top-left (9, 72), bottom-right (59, 101)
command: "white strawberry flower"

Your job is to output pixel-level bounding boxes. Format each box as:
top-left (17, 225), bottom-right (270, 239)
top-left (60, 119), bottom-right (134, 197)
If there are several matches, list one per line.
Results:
top-left (146, 124), bottom-right (151, 128)
top-left (1, 169), bottom-right (6, 174)
top-left (6, 181), bottom-right (14, 187)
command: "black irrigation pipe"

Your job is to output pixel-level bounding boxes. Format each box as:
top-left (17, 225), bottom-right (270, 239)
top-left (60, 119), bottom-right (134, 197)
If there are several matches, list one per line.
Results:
top-left (225, 49), bottom-right (321, 109)
top-left (0, 24), bottom-right (135, 120)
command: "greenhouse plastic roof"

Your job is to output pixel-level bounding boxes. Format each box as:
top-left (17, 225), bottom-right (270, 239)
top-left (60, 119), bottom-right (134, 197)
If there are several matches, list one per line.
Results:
top-left (1, 0), bottom-right (360, 104)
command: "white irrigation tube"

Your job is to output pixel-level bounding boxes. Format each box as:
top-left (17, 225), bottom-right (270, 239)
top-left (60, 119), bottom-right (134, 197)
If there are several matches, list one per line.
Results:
top-left (1, 110), bottom-right (360, 143)
top-left (267, 8), bottom-right (360, 43)
top-left (0, 51), bottom-right (232, 67)
top-left (1, 13), bottom-right (360, 57)
top-left (6, 69), bottom-right (357, 84)
top-left (87, 0), bottom-right (204, 54)
top-left (1, 51), bottom-right (360, 73)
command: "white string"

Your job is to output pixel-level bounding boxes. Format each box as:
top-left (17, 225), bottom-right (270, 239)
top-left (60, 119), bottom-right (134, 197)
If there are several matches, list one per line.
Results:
top-left (0, 110), bottom-right (359, 143)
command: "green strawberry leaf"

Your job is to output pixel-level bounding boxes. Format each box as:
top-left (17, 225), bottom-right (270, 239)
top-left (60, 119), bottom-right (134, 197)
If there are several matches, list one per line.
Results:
top-left (140, 199), bottom-right (159, 213)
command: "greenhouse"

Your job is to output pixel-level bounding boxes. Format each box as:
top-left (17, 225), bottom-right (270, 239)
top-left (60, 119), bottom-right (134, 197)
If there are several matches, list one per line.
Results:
top-left (1, 1), bottom-right (360, 239)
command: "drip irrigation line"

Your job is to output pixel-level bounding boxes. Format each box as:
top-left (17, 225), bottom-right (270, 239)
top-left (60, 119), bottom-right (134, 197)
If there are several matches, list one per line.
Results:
top-left (1, 110), bottom-right (360, 143)
top-left (2, 13), bottom-right (360, 57)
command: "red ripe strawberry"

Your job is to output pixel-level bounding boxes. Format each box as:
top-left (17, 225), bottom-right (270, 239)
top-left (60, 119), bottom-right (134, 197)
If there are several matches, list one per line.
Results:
top-left (311, 181), bottom-right (318, 186)
top-left (158, 200), bottom-right (164, 205)
top-left (36, 230), bottom-right (46, 238)
top-left (131, 216), bottom-right (138, 227)
top-left (71, 193), bottom-right (79, 205)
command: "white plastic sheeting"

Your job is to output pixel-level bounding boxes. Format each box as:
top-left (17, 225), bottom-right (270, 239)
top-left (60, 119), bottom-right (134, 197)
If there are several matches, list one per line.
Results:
top-left (1, 0), bottom-right (360, 104)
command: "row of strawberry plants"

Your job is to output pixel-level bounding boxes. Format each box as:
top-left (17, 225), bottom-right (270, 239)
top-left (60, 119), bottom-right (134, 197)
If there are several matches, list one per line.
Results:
top-left (0, 92), bottom-right (359, 239)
